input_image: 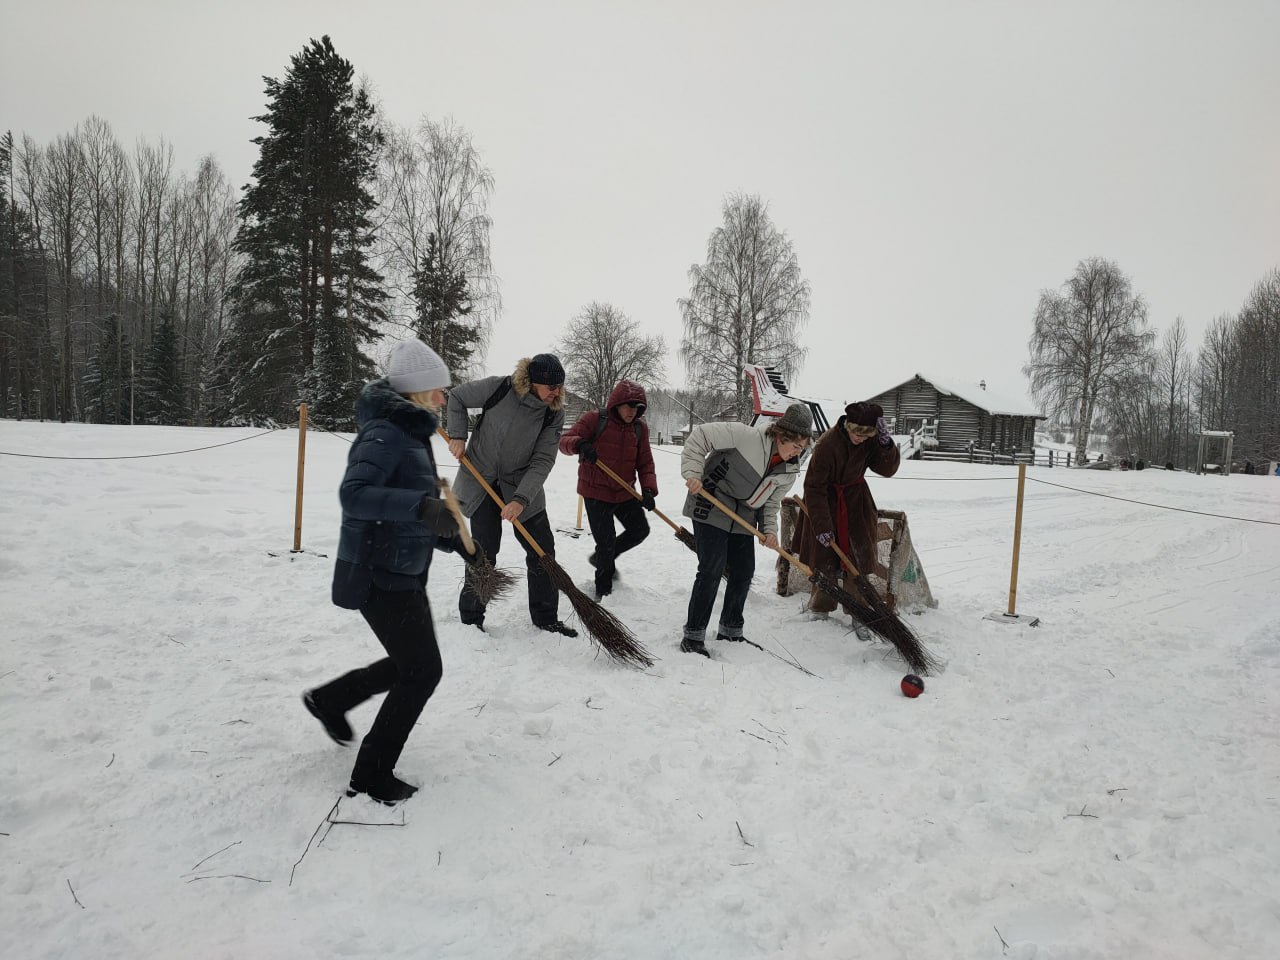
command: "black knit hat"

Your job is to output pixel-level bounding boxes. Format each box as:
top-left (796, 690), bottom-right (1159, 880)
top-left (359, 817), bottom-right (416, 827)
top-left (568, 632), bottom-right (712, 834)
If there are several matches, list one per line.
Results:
top-left (844, 401), bottom-right (883, 427)
top-left (528, 353), bottom-right (565, 386)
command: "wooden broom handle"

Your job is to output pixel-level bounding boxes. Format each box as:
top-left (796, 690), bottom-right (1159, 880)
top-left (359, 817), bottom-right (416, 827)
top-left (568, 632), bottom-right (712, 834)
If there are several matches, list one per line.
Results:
top-left (694, 488), bottom-right (814, 577)
top-left (593, 459), bottom-right (685, 536)
top-left (436, 428), bottom-right (546, 559)
top-left (436, 478), bottom-right (476, 555)
top-left (794, 496), bottom-right (863, 578)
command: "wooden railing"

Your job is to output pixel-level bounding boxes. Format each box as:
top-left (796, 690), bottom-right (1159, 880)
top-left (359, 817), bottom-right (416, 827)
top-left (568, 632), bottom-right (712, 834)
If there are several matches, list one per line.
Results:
top-left (919, 445), bottom-right (1080, 467)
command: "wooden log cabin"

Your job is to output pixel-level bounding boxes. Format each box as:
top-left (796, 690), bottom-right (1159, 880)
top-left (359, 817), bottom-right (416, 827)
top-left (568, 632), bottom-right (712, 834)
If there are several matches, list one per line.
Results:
top-left (866, 374), bottom-right (1046, 455)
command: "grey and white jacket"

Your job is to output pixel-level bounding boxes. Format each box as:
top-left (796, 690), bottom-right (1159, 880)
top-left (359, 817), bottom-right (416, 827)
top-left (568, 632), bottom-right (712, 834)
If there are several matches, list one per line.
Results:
top-left (680, 421), bottom-right (801, 536)
top-left (444, 358), bottom-right (565, 519)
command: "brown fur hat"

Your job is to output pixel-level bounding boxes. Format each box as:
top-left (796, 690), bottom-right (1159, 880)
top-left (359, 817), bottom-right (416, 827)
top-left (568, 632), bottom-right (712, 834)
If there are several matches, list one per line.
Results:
top-left (844, 401), bottom-right (883, 427)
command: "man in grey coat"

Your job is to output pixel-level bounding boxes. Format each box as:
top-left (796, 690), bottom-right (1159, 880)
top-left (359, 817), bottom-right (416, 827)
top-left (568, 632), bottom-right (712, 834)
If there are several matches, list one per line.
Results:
top-left (445, 354), bottom-right (578, 636)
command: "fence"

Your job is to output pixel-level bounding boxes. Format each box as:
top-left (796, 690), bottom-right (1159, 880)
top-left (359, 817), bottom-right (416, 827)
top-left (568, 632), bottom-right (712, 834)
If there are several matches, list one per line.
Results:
top-left (919, 445), bottom-right (1085, 468)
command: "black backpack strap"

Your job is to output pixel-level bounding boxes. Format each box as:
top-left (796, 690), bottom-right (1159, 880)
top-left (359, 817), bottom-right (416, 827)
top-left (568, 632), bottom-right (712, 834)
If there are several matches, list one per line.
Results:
top-left (592, 407), bottom-right (642, 442)
top-left (592, 408), bottom-right (609, 443)
top-left (476, 375), bottom-right (557, 432)
top-left (474, 377), bottom-right (512, 432)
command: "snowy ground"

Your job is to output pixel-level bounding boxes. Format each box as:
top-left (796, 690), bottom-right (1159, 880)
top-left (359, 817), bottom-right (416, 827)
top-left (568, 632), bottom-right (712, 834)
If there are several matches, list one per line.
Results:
top-left (2, 419), bottom-right (1278, 960)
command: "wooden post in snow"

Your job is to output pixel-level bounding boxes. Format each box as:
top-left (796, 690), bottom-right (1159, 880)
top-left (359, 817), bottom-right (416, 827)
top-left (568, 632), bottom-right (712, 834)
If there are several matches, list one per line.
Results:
top-left (985, 462), bottom-right (1039, 626)
top-left (292, 403), bottom-right (308, 553)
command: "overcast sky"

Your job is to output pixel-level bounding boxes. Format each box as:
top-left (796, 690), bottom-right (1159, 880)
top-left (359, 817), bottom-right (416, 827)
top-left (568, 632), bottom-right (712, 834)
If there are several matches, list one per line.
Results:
top-left (3, 0), bottom-right (1278, 406)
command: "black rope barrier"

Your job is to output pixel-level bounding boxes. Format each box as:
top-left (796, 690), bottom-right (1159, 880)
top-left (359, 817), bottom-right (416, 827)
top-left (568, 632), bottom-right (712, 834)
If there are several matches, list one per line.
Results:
top-left (1024, 476), bottom-right (1280, 526)
top-left (0, 429), bottom-right (280, 461)
top-left (6, 430), bottom-right (1273, 526)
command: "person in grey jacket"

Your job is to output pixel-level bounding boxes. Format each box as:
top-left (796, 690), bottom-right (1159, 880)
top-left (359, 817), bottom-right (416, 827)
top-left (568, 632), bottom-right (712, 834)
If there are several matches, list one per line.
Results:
top-left (678, 403), bottom-right (812, 657)
top-left (445, 354), bottom-right (577, 636)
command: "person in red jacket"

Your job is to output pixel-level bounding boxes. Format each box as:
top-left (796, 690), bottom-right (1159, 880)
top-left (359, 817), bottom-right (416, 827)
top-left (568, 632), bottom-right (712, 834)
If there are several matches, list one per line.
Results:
top-left (559, 379), bottom-right (658, 598)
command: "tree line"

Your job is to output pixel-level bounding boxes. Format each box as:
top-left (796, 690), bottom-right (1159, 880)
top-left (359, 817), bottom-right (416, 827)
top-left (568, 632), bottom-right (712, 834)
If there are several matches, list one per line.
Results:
top-left (1026, 257), bottom-right (1279, 468)
top-left (1, 36), bottom-right (812, 431)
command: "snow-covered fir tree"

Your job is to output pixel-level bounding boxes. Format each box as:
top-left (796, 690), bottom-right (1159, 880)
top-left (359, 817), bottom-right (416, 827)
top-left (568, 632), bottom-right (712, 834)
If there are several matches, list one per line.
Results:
top-left (137, 315), bottom-right (187, 425)
top-left (215, 36), bottom-right (385, 427)
top-left (82, 315), bottom-right (133, 424)
top-left (411, 233), bottom-right (479, 382)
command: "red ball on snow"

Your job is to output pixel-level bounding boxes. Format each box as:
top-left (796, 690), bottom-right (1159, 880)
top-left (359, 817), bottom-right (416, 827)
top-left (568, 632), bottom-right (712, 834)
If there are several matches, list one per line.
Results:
top-left (900, 674), bottom-right (925, 698)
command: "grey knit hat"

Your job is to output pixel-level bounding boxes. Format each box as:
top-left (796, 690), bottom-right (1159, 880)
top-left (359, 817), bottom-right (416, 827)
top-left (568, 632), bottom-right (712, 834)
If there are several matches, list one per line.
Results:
top-left (386, 339), bottom-right (450, 394)
top-left (774, 402), bottom-right (813, 436)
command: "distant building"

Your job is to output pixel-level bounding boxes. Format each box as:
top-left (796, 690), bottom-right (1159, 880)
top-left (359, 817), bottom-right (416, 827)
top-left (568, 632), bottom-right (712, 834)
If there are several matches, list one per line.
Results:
top-left (865, 374), bottom-right (1046, 455)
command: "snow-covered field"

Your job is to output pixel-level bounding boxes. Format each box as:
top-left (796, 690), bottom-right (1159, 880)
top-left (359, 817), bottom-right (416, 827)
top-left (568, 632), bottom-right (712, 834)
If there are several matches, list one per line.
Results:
top-left (2, 419), bottom-right (1278, 960)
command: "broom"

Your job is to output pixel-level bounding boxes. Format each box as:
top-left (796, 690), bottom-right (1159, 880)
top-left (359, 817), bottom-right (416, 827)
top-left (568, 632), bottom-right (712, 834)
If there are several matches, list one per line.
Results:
top-left (437, 478), bottom-right (519, 606)
top-left (437, 429), bottom-right (653, 669)
top-left (696, 489), bottom-right (938, 675)
top-left (794, 497), bottom-right (939, 676)
top-left (592, 460), bottom-right (697, 553)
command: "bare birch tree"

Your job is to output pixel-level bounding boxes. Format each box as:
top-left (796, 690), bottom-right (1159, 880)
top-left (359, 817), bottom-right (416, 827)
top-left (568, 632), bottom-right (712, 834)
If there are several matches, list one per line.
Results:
top-left (1231, 270), bottom-right (1280, 462)
top-left (679, 193), bottom-right (810, 420)
top-left (81, 115), bottom-right (118, 318)
top-left (132, 138), bottom-right (173, 341)
top-left (186, 155), bottom-right (238, 421)
top-left (374, 117), bottom-right (497, 375)
top-left (1155, 317), bottom-right (1190, 464)
top-left (1196, 314), bottom-right (1234, 431)
top-left (1024, 257), bottom-right (1154, 460)
top-left (40, 128), bottom-right (87, 419)
top-left (557, 302), bottom-right (665, 408)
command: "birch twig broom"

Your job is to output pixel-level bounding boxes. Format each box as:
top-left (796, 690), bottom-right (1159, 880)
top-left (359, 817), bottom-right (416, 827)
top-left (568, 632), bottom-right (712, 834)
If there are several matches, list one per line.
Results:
top-left (438, 429), bottom-right (653, 669)
top-left (699, 490), bottom-right (938, 675)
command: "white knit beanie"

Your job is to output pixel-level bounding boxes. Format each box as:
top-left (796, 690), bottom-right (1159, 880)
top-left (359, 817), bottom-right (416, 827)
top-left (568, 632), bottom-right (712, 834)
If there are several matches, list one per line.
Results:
top-left (386, 339), bottom-right (450, 394)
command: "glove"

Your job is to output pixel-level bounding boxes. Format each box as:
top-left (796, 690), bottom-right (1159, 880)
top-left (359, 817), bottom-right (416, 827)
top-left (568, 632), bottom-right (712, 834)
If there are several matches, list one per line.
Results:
top-left (577, 440), bottom-right (598, 464)
top-left (817, 531), bottom-right (835, 548)
top-left (641, 487), bottom-right (657, 512)
top-left (418, 496), bottom-right (459, 536)
top-left (876, 416), bottom-right (893, 447)
top-left (460, 541), bottom-right (489, 568)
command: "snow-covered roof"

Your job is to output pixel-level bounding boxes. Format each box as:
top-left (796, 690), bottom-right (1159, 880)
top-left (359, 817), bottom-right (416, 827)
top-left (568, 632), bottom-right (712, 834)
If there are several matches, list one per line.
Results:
top-left (873, 373), bottom-right (1045, 418)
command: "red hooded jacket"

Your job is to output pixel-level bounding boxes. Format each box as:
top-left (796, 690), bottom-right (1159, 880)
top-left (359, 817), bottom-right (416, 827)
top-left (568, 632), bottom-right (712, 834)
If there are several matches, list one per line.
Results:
top-left (558, 380), bottom-right (658, 503)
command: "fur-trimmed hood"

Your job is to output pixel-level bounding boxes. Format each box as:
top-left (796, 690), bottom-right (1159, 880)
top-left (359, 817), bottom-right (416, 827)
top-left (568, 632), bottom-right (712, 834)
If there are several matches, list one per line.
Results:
top-left (355, 378), bottom-right (440, 440)
top-left (512, 358), bottom-right (565, 412)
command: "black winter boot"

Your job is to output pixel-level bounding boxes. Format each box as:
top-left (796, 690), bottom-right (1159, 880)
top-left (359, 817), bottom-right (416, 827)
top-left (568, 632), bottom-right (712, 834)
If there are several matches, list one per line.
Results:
top-left (538, 621), bottom-right (579, 638)
top-left (716, 633), bottom-right (747, 644)
top-left (346, 773), bottom-right (419, 806)
top-left (303, 690), bottom-right (354, 745)
top-left (680, 638), bottom-right (711, 657)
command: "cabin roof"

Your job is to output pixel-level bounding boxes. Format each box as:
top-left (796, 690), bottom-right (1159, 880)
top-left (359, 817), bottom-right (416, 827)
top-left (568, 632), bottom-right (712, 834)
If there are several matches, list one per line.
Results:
top-left (871, 373), bottom-right (1045, 419)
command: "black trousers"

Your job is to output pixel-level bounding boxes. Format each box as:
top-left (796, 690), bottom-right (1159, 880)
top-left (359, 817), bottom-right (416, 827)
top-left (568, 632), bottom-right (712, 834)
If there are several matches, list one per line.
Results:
top-left (316, 586), bottom-right (443, 778)
top-left (459, 497), bottom-right (559, 626)
top-left (682, 521), bottom-right (755, 642)
top-left (583, 496), bottom-right (650, 590)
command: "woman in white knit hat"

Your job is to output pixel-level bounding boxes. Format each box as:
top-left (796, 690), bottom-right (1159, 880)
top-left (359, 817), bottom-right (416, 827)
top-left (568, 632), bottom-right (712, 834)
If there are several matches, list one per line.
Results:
top-left (303, 339), bottom-right (480, 805)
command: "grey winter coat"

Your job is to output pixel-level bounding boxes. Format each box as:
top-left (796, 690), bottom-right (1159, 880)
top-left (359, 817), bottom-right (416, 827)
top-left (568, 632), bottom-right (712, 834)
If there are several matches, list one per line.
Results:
top-left (680, 420), bottom-right (802, 537)
top-left (444, 358), bottom-right (565, 519)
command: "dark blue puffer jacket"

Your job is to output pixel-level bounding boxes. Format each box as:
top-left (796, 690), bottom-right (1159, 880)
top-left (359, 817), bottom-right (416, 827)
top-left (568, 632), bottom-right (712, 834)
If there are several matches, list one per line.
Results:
top-left (332, 379), bottom-right (452, 607)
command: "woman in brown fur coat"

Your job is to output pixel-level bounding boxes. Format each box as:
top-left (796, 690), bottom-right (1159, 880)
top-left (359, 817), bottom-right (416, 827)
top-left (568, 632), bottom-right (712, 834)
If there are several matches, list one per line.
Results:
top-left (796, 401), bottom-right (900, 616)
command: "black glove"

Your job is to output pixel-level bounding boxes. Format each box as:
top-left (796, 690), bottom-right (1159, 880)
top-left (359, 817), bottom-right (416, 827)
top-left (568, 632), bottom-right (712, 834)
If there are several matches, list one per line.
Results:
top-left (418, 495), bottom-right (459, 536)
top-left (641, 487), bottom-right (657, 512)
top-left (577, 440), bottom-right (598, 464)
top-left (460, 541), bottom-right (489, 568)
